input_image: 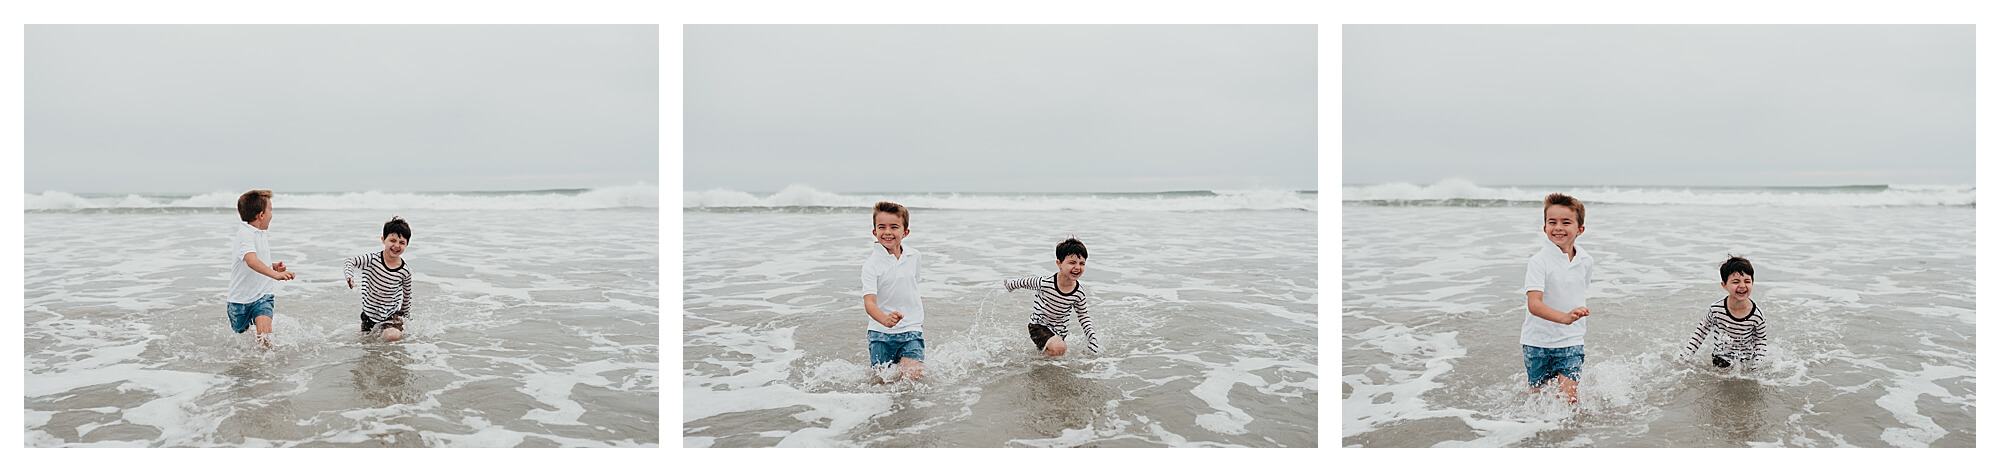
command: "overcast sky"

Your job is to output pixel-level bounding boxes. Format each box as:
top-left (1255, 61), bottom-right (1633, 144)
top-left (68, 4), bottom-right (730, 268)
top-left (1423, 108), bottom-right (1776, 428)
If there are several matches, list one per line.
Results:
top-left (685, 25), bottom-right (1316, 194)
top-left (1344, 25), bottom-right (1972, 187)
top-left (26, 25), bottom-right (657, 194)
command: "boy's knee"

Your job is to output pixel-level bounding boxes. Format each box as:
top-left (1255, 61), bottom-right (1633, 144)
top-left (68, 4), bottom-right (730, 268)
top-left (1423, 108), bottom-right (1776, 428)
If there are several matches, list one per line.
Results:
top-left (383, 328), bottom-right (402, 341)
top-left (1046, 345), bottom-right (1067, 356)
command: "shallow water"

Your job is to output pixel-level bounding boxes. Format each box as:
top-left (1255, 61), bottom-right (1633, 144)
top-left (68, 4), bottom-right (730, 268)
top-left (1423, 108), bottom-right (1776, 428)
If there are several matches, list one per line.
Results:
top-left (1341, 203), bottom-right (1975, 447)
top-left (682, 208), bottom-right (1317, 447)
top-left (24, 208), bottom-right (659, 447)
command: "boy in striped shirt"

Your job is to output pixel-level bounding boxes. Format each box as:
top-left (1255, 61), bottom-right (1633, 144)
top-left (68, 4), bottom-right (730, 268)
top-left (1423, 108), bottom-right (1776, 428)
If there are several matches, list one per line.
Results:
top-left (344, 217), bottom-right (415, 341)
top-left (1004, 237), bottom-right (1099, 356)
top-left (1679, 255), bottom-right (1768, 370)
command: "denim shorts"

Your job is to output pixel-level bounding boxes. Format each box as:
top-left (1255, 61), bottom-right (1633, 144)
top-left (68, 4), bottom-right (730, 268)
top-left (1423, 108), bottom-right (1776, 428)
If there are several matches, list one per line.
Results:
top-left (226, 294), bottom-right (275, 333)
top-left (867, 330), bottom-right (925, 368)
top-left (1523, 344), bottom-right (1584, 388)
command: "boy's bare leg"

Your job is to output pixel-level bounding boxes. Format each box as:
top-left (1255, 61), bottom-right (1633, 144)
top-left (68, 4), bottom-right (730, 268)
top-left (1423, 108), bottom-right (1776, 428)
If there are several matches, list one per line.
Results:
top-left (898, 358), bottom-right (923, 380)
top-left (254, 315), bottom-right (274, 348)
top-left (1043, 336), bottom-right (1067, 356)
top-left (1553, 374), bottom-right (1579, 404)
top-left (383, 327), bottom-right (403, 342)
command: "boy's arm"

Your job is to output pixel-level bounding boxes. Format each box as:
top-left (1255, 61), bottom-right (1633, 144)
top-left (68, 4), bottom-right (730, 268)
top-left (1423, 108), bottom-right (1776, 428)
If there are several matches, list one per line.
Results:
top-left (862, 294), bottom-right (900, 327)
top-left (1678, 314), bottom-right (1711, 360)
top-left (399, 270), bottom-right (413, 318)
top-left (342, 254), bottom-right (360, 288)
top-left (1749, 318), bottom-right (1769, 369)
top-left (859, 260), bottom-right (898, 327)
top-left (1524, 291), bottom-right (1582, 325)
top-left (243, 251), bottom-right (293, 281)
top-left (1077, 295), bottom-right (1099, 354)
top-left (1003, 277), bottom-right (1039, 292)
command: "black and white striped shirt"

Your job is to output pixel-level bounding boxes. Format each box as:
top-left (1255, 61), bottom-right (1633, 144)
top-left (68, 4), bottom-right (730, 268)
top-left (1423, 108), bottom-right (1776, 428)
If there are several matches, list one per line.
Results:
top-left (343, 251), bottom-right (413, 324)
top-left (1680, 298), bottom-right (1767, 368)
top-left (1005, 274), bottom-right (1099, 353)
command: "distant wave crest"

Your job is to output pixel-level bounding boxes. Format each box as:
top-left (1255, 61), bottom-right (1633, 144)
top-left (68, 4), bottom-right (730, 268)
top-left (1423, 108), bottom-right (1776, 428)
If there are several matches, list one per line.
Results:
top-left (1344, 179), bottom-right (1973, 207)
top-left (25, 184), bottom-right (660, 211)
top-left (684, 185), bottom-right (1317, 211)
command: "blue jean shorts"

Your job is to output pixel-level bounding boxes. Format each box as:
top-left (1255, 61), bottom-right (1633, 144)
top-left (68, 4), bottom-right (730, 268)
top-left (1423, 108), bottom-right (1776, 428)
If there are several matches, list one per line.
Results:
top-left (226, 294), bottom-right (275, 333)
top-left (867, 330), bottom-right (925, 368)
top-left (1523, 344), bottom-right (1584, 388)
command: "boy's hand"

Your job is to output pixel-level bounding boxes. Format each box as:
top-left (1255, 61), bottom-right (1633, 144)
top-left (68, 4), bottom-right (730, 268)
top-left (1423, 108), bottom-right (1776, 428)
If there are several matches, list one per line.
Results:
top-left (272, 262), bottom-right (287, 273)
top-left (278, 271), bottom-right (296, 281)
top-left (868, 310), bottom-right (902, 327)
top-left (1566, 306), bottom-right (1589, 324)
top-left (347, 278), bottom-right (355, 289)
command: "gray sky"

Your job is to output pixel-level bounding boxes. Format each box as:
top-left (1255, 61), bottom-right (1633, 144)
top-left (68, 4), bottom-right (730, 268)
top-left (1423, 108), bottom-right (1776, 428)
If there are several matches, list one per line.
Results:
top-left (1344, 25), bottom-right (1973, 187)
top-left (26, 25), bottom-right (657, 194)
top-left (685, 25), bottom-right (1316, 194)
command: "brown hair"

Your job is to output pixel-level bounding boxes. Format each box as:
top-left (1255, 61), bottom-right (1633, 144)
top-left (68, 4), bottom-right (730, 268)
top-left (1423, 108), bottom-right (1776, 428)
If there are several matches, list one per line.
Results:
top-left (237, 190), bottom-right (273, 223)
top-left (873, 201), bottom-right (909, 228)
top-left (1720, 254), bottom-right (1754, 282)
top-left (1542, 193), bottom-right (1584, 226)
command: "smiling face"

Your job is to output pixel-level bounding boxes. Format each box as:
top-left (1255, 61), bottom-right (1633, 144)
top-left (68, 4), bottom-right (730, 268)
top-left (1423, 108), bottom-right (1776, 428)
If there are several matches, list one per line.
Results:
top-left (1542, 204), bottom-right (1584, 252)
top-left (1056, 254), bottom-right (1087, 284)
top-left (382, 233), bottom-right (409, 259)
top-left (1722, 271), bottom-right (1754, 302)
top-left (872, 211), bottom-right (909, 251)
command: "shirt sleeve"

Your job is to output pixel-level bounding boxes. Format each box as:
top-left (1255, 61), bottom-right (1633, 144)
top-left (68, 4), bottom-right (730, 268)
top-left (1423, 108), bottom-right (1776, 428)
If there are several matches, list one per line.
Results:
top-left (400, 268), bottom-right (414, 316)
top-left (236, 232), bottom-right (258, 259)
top-left (1680, 311), bottom-right (1712, 359)
top-left (1003, 276), bottom-right (1040, 292)
top-left (1523, 257), bottom-right (1548, 294)
top-left (1749, 316), bottom-right (1769, 369)
top-left (1077, 292), bottom-right (1099, 353)
top-left (860, 259), bottom-right (882, 296)
top-left (342, 254), bottom-right (363, 281)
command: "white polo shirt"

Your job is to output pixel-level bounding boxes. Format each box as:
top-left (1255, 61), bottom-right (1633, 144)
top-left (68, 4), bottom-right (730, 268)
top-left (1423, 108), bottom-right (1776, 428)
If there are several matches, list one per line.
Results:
top-left (227, 222), bottom-right (277, 304)
top-left (860, 243), bottom-right (924, 334)
top-left (1521, 237), bottom-right (1592, 348)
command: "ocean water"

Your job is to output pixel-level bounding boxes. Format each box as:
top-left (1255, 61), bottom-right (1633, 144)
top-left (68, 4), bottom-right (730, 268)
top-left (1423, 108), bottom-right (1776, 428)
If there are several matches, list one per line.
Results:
top-left (22, 186), bottom-right (660, 447)
top-left (1341, 181), bottom-right (1975, 447)
top-left (682, 186), bottom-right (1318, 447)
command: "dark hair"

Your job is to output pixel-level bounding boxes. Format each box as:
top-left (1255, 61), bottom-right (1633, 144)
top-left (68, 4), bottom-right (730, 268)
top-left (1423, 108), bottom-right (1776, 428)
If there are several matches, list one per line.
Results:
top-left (237, 189), bottom-right (272, 223)
top-left (1056, 237), bottom-right (1087, 261)
top-left (1720, 255), bottom-right (1754, 281)
top-left (873, 201), bottom-right (909, 228)
top-left (383, 216), bottom-right (412, 241)
top-left (1543, 193), bottom-right (1585, 226)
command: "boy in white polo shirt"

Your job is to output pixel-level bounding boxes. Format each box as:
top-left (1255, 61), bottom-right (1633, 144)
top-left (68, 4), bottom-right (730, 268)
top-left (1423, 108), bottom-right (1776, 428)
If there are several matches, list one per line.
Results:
top-left (227, 189), bottom-right (296, 348)
top-left (1522, 193), bottom-right (1593, 403)
top-left (861, 201), bottom-right (925, 381)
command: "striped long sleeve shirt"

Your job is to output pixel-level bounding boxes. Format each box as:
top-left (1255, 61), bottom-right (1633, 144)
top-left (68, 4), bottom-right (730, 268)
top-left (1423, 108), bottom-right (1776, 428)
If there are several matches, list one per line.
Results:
top-left (343, 251), bottom-right (413, 325)
top-left (1005, 274), bottom-right (1099, 353)
top-left (1680, 298), bottom-right (1768, 369)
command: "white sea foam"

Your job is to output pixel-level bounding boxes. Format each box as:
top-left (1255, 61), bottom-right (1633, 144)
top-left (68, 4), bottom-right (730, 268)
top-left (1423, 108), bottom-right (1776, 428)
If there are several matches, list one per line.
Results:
top-left (24, 184), bottom-right (659, 211)
top-left (684, 184), bottom-right (1317, 211)
top-left (1344, 179), bottom-right (1974, 206)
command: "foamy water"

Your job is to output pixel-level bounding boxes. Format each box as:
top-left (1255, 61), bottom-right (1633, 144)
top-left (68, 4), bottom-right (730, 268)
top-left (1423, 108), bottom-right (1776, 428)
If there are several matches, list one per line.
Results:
top-left (24, 191), bottom-right (658, 447)
top-left (683, 194), bottom-right (1317, 447)
top-left (1341, 183), bottom-right (1974, 447)
top-left (685, 185), bottom-right (1318, 212)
